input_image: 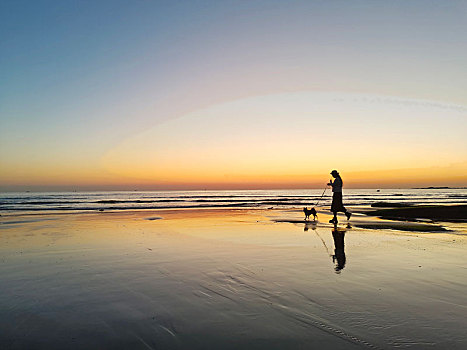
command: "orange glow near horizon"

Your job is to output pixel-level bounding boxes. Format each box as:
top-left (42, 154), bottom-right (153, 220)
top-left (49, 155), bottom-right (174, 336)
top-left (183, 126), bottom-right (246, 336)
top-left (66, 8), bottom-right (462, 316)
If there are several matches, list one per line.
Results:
top-left (1, 92), bottom-right (466, 191)
top-left (1, 161), bottom-right (466, 191)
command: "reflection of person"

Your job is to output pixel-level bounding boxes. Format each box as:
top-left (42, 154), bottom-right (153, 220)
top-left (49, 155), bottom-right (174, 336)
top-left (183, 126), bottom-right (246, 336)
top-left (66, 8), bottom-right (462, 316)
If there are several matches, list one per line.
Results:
top-left (327, 170), bottom-right (351, 224)
top-left (332, 227), bottom-right (346, 273)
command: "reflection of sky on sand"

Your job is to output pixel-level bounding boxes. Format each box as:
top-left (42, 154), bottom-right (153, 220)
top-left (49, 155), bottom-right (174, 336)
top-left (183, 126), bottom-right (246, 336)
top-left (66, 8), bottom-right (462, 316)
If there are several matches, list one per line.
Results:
top-left (1, 209), bottom-right (466, 349)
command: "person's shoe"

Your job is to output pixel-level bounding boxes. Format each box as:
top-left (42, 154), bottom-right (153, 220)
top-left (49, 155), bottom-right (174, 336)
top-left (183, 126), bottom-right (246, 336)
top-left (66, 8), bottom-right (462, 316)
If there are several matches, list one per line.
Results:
top-left (346, 212), bottom-right (352, 220)
top-left (329, 218), bottom-right (338, 224)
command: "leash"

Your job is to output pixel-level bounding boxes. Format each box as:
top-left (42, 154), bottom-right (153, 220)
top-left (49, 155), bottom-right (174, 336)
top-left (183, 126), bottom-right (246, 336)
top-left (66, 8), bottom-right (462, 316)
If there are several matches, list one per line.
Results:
top-left (312, 186), bottom-right (328, 208)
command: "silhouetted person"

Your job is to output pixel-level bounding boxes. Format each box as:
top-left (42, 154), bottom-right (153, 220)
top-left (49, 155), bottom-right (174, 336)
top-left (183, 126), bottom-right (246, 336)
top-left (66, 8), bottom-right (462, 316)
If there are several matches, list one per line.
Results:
top-left (327, 170), bottom-right (351, 224)
top-left (332, 227), bottom-right (346, 273)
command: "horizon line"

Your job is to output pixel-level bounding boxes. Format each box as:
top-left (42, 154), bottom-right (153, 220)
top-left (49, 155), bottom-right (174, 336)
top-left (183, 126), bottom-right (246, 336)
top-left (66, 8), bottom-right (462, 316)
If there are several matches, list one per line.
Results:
top-left (1, 186), bottom-right (465, 193)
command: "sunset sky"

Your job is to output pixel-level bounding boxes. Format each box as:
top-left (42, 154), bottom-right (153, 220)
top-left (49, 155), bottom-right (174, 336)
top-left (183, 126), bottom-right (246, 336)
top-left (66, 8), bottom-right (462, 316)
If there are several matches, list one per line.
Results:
top-left (1, 1), bottom-right (466, 190)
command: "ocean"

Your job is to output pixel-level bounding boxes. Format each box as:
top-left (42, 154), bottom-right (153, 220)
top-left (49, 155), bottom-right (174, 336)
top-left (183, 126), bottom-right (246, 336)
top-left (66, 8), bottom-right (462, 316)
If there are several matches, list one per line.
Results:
top-left (1, 188), bottom-right (466, 214)
top-left (1, 188), bottom-right (467, 349)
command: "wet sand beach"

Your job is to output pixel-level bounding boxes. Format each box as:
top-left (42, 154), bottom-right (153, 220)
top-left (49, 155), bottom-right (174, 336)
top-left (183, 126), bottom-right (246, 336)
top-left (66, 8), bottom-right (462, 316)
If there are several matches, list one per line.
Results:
top-left (1, 208), bottom-right (466, 349)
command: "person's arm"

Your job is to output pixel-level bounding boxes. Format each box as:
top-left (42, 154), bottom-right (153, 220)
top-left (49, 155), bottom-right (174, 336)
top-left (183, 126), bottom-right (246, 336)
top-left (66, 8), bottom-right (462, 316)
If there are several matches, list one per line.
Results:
top-left (337, 177), bottom-right (343, 188)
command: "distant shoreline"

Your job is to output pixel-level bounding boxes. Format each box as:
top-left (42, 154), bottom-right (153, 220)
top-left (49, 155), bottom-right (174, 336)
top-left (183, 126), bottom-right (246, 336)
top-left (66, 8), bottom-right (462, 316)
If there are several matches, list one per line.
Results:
top-left (412, 186), bottom-right (465, 189)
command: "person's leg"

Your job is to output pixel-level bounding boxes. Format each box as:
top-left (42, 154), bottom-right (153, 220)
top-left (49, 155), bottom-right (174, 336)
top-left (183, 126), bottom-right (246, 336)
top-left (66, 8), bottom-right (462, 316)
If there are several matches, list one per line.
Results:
top-left (342, 205), bottom-right (351, 220)
top-left (340, 194), bottom-right (351, 221)
top-left (330, 192), bottom-right (338, 223)
top-left (329, 211), bottom-right (338, 224)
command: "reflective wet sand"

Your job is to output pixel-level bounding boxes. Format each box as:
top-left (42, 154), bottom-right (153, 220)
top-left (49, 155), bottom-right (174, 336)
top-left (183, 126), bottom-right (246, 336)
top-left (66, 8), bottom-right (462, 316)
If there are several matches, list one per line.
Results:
top-left (1, 209), bottom-right (466, 349)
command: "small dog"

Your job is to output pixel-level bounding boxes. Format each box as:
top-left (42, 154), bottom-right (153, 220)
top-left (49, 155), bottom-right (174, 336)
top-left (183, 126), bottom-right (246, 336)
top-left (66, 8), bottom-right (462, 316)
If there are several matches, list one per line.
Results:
top-left (303, 207), bottom-right (317, 221)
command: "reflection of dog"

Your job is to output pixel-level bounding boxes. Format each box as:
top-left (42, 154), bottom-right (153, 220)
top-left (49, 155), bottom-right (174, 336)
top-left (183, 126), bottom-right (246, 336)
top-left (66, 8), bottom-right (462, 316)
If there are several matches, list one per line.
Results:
top-left (303, 207), bottom-right (317, 221)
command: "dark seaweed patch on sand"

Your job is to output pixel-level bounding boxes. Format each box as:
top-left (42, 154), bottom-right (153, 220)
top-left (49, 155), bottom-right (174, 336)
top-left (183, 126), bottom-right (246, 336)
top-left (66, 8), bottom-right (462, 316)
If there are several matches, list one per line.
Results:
top-left (145, 216), bottom-right (163, 221)
top-left (367, 205), bottom-right (467, 222)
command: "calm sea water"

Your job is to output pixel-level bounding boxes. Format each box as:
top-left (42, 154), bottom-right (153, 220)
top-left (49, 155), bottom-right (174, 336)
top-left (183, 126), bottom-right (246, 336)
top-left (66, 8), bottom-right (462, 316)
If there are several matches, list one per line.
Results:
top-left (1, 189), bottom-right (466, 214)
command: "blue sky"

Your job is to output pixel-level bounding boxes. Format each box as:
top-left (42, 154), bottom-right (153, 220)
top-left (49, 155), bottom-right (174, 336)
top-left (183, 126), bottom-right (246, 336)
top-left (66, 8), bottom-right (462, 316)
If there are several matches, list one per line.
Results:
top-left (1, 1), bottom-right (466, 189)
